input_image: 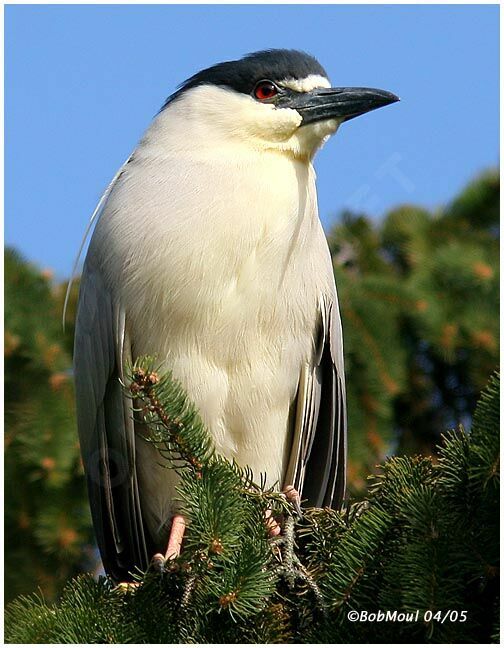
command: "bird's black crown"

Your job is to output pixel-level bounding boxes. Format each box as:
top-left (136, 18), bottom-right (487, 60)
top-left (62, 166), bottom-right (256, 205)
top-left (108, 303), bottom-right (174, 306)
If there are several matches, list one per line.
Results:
top-left (163, 49), bottom-right (327, 109)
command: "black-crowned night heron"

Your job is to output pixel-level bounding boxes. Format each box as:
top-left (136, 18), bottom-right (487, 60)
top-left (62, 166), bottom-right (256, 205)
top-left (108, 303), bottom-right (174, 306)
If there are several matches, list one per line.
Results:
top-left (73, 49), bottom-right (398, 581)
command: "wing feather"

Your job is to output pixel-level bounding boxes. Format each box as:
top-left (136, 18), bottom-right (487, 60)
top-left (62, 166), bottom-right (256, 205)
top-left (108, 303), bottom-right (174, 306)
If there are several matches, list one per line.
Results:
top-left (74, 258), bottom-right (154, 581)
top-left (287, 295), bottom-right (347, 509)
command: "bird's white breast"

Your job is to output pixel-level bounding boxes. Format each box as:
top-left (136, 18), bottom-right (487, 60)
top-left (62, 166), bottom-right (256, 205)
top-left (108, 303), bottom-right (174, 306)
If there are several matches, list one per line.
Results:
top-left (90, 124), bottom-right (334, 539)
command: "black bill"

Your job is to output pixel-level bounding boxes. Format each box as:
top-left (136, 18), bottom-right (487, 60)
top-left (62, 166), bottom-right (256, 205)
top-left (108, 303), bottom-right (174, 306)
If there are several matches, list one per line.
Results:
top-left (278, 86), bottom-right (399, 125)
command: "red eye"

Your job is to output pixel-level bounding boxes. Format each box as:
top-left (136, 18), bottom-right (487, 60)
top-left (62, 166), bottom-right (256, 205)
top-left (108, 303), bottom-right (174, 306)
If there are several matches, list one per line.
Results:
top-left (254, 80), bottom-right (278, 102)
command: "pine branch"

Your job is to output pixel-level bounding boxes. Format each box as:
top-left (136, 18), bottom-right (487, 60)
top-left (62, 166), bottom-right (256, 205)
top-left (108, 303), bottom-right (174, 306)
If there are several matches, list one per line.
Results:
top-left (5, 365), bottom-right (500, 643)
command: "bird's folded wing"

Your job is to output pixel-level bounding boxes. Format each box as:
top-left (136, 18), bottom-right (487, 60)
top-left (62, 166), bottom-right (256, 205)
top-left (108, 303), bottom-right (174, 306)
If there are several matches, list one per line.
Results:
top-left (74, 260), bottom-right (153, 581)
top-left (285, 294), bottom-right (347, 509)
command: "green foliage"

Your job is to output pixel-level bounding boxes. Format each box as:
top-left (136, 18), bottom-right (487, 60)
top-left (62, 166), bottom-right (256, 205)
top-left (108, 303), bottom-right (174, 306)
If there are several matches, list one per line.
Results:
top-left (4, 249), bottom-right (92, 602)
top-left (329, 169), bottom-right (499, 490)
top-left (5, 363), bottom-right (499, 643)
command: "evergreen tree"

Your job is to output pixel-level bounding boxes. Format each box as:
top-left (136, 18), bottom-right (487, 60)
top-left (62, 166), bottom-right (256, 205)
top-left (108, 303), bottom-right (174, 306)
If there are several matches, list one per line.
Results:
top-left (330, 169), bottom-right (499, 493)
top-left (4, 249), bottom-right (93, 602)
top-left (5, 361), bottom-right (499, 643)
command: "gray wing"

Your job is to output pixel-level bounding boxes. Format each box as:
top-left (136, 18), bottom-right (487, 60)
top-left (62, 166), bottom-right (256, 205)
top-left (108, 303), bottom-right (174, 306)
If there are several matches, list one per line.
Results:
top-left (74, 257), bottom-right (154, 581)
top-left (285, 294), bottom-right (347, 509)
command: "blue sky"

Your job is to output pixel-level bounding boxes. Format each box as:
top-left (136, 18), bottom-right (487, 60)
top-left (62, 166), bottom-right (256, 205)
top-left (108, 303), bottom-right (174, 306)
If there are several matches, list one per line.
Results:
top-left (5, 4), bottom-right (499, 279)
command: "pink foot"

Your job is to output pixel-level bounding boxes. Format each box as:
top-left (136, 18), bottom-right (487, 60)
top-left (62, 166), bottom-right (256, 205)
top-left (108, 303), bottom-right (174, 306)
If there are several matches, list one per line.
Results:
top-left (265, 509), bottom-right (281, 537)
top-left (265, 485), bottom-right (303, 537)
top-left (283, 484), bottom-right (303, 517)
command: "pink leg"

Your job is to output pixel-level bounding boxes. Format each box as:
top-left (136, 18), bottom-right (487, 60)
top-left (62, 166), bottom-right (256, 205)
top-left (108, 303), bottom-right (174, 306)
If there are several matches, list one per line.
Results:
top-left (151, 514), bottom-right (187, 570)
top-left (165, 515), bottom-right (186, 559)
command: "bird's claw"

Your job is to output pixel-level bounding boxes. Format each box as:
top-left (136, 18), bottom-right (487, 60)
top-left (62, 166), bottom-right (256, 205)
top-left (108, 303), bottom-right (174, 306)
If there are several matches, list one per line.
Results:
top-left (265, 485), bottom-right (302, 537)
top-left (265, 509), bottom-right (281, 536)
top-left (283, 484), bottom-right (303, 518)
top-left (151, 552), bottom-right (167, 573)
